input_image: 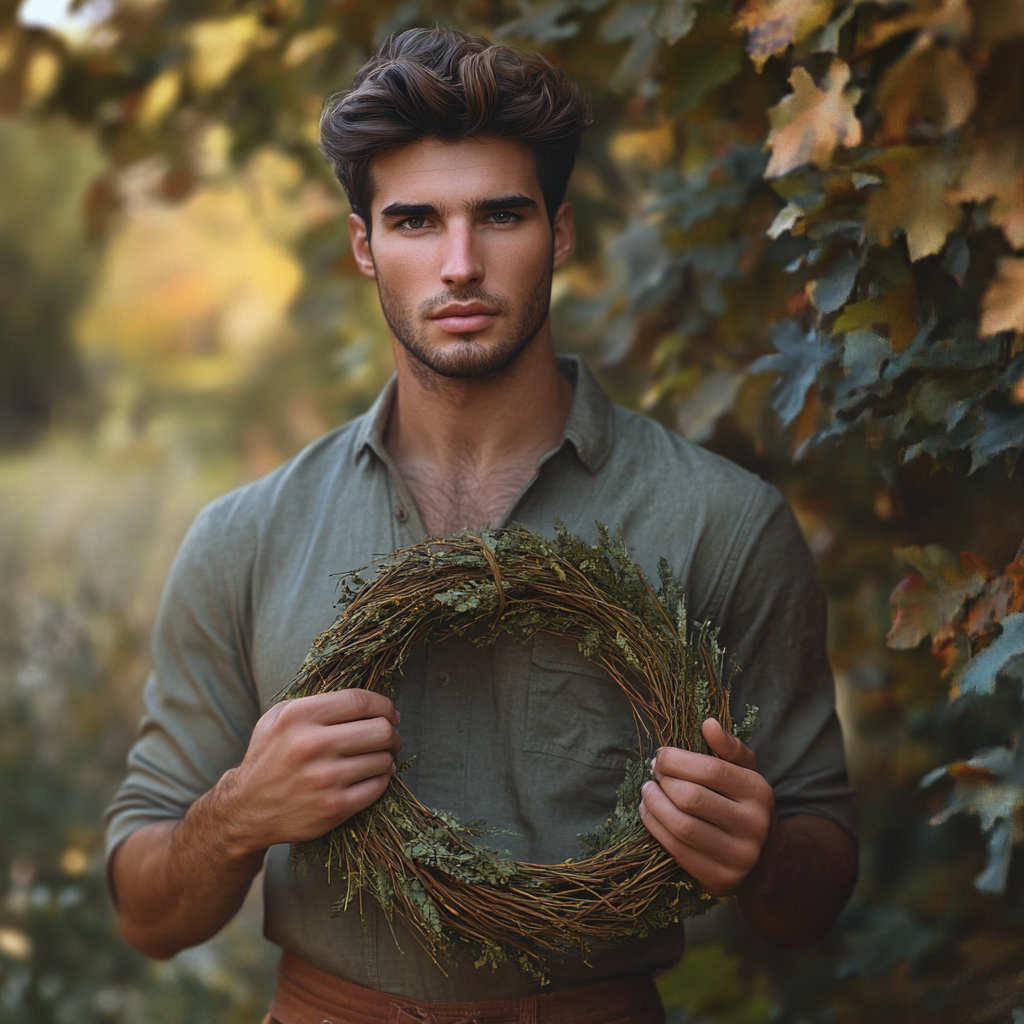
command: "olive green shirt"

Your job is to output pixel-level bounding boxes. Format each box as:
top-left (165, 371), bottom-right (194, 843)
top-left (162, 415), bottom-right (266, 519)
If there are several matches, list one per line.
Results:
top-left (105, 357), bottom-right (855, 1001)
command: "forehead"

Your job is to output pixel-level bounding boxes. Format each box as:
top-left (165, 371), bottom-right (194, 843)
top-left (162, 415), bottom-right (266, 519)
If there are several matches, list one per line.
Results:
top-left (368, 137), bottom-right (541, 215)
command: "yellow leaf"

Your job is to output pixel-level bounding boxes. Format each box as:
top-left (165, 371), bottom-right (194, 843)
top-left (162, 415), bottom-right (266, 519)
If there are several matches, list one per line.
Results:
top-left (980, 258), bottom-right (1024, 337)
top-left (875, 39), bottom-right (976, 142)
top-left (833, 277), bottom-right (918, 353)
top-left (283, 27), bottom-right (337, 68)
top-left (188, 15), bottom-right (263, 92)
top-left (611, 119), bottom-right (675, 169)
top-left (733, 0), bottom-right (833, 72)
top-left (137, 68), bottom-right (181, 130)
top-left (950, 135), bottom-right (1024, 249)
top-left (23, 46), bottom-right (61, 106)
top-left (764, 60), bottom-right (862, 179)
top-left (864, 153), bottom-right (961, 261)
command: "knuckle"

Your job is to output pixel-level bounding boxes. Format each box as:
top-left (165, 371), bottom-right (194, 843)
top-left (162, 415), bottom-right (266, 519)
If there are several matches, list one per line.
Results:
top-left (345, 688), bottom-right (373, 716)
top-left (674, 782), bottom-right (702, 813)
top-left (273, 699), bottom-right (303, 729)
top-left (674, 814), bottom-right (697, 841)
top-left (369, 716), bottom-right (393, 745)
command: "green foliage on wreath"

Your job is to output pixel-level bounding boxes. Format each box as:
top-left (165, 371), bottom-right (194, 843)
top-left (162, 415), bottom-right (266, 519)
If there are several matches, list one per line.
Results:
top-left (281, 523), bottom-right (755, 979)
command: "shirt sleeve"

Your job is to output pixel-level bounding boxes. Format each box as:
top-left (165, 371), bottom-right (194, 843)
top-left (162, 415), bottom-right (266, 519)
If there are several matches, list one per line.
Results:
top-left (705, 485), bottom-right (857, 839)
top-left (103, 496), bottom-right (261, 862)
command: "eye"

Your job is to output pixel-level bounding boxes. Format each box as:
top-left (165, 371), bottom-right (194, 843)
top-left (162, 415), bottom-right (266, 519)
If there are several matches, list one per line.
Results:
top-left (490, 211), bottom-right (520, 225)
top-left (401, 216), bottom-right (428, 230)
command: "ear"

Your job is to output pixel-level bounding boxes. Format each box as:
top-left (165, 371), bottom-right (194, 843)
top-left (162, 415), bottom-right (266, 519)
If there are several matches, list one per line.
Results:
top-left (348, 213), bottom-right (376, 279)
top-left (552, 202), bottom-right (575, 271)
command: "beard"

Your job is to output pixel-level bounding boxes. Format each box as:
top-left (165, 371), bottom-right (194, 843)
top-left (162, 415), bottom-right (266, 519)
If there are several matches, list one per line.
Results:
top-left (377, 259), bottom-right (553, 381)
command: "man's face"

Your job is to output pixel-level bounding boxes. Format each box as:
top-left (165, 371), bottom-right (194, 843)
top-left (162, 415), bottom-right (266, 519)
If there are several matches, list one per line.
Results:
top-left (348, 136), bottom-right (575, 380)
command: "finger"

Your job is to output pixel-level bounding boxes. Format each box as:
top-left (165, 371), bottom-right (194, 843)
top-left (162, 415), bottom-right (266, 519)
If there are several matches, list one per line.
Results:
top-left (640, 781), bottom-right (760, 866)
top-left (701, 718), bottom-right (757, 771)
top-left (336, 772), bottom-right (394, 819)
top-left (652, 747), bottom-right (763, 800)
top-left (336, 750), bottom-right (398, 785)
top-left (302, 689), bottom-right (401, 727)
top-left (652, 775), bottom-right (762, 834)
top-left (638, 799), bottom-right (749, 896)
top-left (328, 716), bottom-right (403, 756)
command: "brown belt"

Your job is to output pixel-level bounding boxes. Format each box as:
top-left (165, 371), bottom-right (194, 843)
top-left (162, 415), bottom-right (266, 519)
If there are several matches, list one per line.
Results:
top-left (265, 950), bottom-right (665, 1024)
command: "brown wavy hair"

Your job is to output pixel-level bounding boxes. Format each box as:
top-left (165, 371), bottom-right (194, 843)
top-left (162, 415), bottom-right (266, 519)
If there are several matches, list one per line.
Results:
top-left (319, 28), bottom-right (593, 227)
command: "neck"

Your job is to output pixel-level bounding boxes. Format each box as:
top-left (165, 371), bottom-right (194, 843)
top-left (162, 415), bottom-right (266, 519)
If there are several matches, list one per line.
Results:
top-left (384, 324), bottom-right (574, 535)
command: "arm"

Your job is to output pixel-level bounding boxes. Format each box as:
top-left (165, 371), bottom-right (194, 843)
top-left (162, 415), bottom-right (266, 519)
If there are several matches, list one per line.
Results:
top-left (640, 718), bottom-right (857, 945)
top-left (111, 689), bottom-right (401, 958)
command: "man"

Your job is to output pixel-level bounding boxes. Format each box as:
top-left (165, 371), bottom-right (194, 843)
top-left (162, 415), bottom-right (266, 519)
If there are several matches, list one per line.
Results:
top-left (106, 27), bottom-right (857, 1024)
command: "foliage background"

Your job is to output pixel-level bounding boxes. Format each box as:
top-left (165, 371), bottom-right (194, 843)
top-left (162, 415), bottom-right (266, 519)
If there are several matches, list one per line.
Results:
top-left (1, 0), bottom-right (1023, 1020)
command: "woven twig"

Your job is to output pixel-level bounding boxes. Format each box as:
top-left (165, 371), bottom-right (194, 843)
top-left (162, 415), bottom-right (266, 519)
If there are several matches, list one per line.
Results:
top-left (280, 523), bottom-right (756, 979)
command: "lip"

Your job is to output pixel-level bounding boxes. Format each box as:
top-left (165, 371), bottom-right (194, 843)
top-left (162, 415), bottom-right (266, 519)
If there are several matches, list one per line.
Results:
top-left (429, 303), bottom-right (499, 334)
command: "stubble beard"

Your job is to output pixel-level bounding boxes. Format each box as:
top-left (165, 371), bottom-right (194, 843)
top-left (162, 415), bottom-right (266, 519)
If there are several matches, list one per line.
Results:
top-left (376, 258), bottom-right (554, 382)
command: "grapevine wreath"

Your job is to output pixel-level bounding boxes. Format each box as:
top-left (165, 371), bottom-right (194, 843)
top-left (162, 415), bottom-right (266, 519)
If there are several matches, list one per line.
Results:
top-left (279, 523), bottom-right (756, 979)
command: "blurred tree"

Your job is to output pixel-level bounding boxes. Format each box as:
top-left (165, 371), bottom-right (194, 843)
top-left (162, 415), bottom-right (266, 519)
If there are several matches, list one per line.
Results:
top-left (1, 0), bottom-right (1024, 1021)
top-left (0, 118), bottom-right (101, 442)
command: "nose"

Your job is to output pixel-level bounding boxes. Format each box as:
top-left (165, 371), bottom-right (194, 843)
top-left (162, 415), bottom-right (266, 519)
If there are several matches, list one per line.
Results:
top-left (440, 219), bottom-right (484, 288)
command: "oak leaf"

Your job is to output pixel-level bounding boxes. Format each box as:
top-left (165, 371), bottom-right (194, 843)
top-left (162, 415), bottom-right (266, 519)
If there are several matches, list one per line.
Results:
top-left (887, 545), bottom-right (987, 651)
top-left (875, 40), bottom-right (976, 142)
top-left (864, 152), bottom-right (962, 261)
top-left (951, 135), bottom-right (1024, 249)
top-left (980, 258), bottom-right (1024, 336)
top-left (750, 320), bottom-right (835, 425)
top-left (733, 0), bottom-right (833, 72)
top-left (764, 61), bottom-right (863, 179)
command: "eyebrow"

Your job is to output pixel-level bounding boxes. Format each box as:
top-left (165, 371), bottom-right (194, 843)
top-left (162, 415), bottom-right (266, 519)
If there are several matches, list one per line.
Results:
top-left (472, 193), bottom-right (538, 213)
top-left (379, 194), bottom-right (539, 219)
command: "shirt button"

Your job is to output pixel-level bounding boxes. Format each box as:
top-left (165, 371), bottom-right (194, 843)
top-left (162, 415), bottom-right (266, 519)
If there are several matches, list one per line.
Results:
top-left (395, 506), bottom-right (408, 523)
top-left (434, 672), bottom-right (449, 688)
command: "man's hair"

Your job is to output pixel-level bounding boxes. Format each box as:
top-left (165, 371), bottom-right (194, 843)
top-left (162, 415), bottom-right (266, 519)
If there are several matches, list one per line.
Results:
top-left (319, 28), bottom-right (593, 226)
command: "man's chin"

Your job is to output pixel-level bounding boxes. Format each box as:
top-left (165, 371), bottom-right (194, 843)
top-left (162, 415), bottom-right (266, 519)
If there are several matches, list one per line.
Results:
top-left (405, 337), bottom-right (529, 380)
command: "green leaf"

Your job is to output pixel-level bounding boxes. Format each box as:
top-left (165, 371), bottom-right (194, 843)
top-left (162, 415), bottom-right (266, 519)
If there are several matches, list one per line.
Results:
top-left (751, 320), bottom-right (837, 425)
top-left (970, 408), bottom-right (1024, 473)
top-left (807, 248), bottom-right (861, 313)
top-left (923, 741), bottom-right (1024, 893)
top-left (959, 612), bottom-right (1024, 697)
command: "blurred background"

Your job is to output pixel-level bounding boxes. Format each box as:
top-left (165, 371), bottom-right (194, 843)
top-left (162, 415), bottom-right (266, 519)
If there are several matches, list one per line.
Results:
top-left (1, 0), bottom-right (1023, 1021)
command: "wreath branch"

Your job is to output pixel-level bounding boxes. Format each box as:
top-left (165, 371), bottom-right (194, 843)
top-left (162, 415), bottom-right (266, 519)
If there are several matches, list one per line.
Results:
top-left (279, 523), bottom-right (756, 979)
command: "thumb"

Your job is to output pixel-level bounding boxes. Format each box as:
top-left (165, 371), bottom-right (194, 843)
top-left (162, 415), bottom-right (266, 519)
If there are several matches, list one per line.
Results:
top-left (701, 718), bottom-right (758, 771)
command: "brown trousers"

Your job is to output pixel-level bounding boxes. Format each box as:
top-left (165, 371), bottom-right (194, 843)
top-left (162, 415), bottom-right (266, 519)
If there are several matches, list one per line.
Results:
top-left (262, 951), bottom-right (665, 1024)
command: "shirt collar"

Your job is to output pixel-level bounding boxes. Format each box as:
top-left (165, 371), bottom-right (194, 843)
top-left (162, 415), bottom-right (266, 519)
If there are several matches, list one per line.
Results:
top-left (354, 354), bottom-right (614, 475)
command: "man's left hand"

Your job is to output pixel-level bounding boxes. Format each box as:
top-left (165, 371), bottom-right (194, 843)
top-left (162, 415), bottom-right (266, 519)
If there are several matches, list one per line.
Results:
top-left (639, 717), bottom-right (775, 896)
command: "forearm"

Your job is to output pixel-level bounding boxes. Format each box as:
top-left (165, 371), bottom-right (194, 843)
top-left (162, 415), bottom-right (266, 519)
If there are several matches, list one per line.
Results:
top-left (737, 813), bottom-right (857, 946)
top-left (110, 770), bottom-right (265, 958)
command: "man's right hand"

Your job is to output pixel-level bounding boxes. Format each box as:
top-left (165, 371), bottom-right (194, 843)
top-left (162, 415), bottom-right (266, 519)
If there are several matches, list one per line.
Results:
top-left (215, 689), bottom-right (402, 856)
top-left (110, 689), bottom-right (400, 958)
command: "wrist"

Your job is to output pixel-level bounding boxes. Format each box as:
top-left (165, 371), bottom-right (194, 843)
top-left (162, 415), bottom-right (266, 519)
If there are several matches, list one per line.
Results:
top-left (185, 767), bottom-right (269, 867)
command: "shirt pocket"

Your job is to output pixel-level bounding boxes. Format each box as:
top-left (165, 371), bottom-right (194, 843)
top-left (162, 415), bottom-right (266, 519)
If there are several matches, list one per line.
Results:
top-left (524, 632), bottom-right (639, 770)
